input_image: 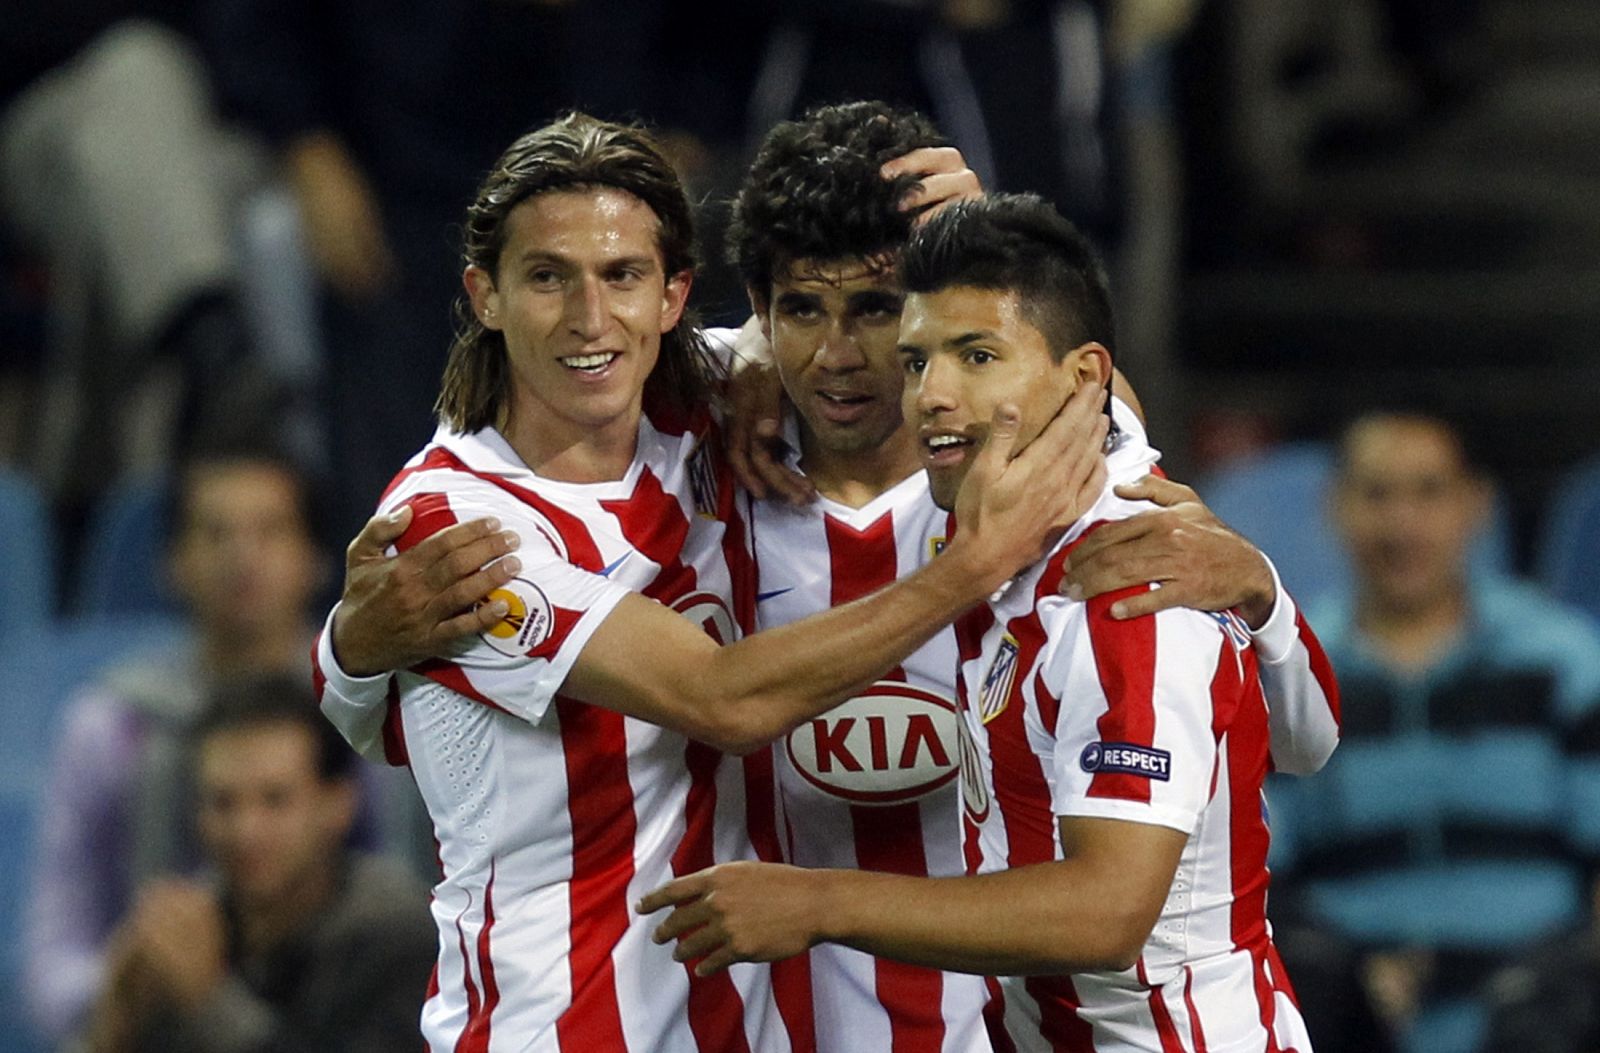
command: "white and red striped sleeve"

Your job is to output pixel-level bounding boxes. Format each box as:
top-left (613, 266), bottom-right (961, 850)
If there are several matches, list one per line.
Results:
top-left (1248, 559), bottom-right (1342, 775)
top-left (380, 479), bottom-right (632, 726)
top-left (1044, 587), bottom-right (1224, 834)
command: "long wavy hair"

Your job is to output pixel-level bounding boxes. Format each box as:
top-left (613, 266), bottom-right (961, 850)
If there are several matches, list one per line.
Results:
top-left (435, 113), bottom-right (714, 433)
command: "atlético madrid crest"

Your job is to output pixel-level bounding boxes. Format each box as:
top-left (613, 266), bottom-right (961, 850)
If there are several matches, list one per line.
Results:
top-left (978, 634), bottom-right (1020, 724)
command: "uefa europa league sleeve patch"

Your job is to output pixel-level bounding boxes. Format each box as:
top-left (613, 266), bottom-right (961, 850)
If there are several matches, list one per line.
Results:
top-left (479, 578), bottom-right (556, 657)
top-left (1080, 741), bottom-right (1172, 781)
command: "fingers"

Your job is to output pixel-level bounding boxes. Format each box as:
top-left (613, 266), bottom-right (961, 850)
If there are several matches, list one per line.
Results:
top-left (1062, 512), bottom-right (1156, 568)
top-left (1112, 474), bottom-right (1198, 508)
top-left (421, 527), bottom-right (521, 592)
top-left (346, 506), bottom-right (414, 565)
top-left (637, 876), bottom-right (702, 916)
top-left (751, 419), bottom-right (815, 505)
top-left (1107, 586), bottom-right (1183, 621)
top-left (901, 170), bottom-right (983, 223)
top-left (880, 146), bottom-right (967, 181)
top-left (423, 557), bottom-right (521, 624)
top-left (407, 517), bottom-right (511, 577)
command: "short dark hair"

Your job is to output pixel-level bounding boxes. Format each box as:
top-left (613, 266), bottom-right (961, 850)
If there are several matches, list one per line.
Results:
top-left (169, 433), bottom-right (323, 550)
top-left (728, 100), bottom-right (948, 298)
top-left (900, 193), bottom-right (1115, 361)
top-left (192, 673), bottom-right (356, 782)
top-left (437, 112), bottom-right (715, 433)
top-left (1335, 402), bottom-right (1487, 480)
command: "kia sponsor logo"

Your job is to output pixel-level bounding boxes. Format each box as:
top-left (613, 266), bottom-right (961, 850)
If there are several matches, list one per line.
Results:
top-left (785, 682), bottom-right (960, 805)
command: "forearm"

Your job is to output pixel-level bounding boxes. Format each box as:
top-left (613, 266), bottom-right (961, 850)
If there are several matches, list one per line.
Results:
top-left (813, 862), bottom-right (1142, 975)
top-left (696, 549), bottom-right (997, 750)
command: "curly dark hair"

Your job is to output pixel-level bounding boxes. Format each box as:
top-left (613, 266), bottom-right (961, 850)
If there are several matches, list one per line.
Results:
top-left (900, 193), bottom-right (1116, 362)
top-left (728, 100), bottom-right (948, 300)
top-left (436, 112), bottom-right (714, 433)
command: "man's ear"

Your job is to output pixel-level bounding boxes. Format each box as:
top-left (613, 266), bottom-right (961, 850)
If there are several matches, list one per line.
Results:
top-left (1075, 342), bottom-right (1113, 388)
top-left (659, 269), bottom-right (693, 333)
top-left (746, 286), bottom-right (772, 342)
top-left (464, 265), bottom-right (501, 330)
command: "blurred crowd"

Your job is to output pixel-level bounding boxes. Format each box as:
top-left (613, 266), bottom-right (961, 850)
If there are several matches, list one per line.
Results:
top-left (1, 1), bottom-right (1598, 1052)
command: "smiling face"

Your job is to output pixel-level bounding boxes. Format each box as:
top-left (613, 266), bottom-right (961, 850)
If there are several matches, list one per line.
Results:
top-left (899, 286), bottom-right (1108, 510)
top-left (759, 256), bottom-right (919, 487)
top-left (465, 187), bottom-right (690, 473)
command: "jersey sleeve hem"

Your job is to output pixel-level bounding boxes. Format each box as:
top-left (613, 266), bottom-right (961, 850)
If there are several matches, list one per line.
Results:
top-left (1057, 798), bottom-right (1199, 836)
top-left (1248, 557), bottom-right (1300, 665)
top-left (315, 605), bottom-right (395, 761)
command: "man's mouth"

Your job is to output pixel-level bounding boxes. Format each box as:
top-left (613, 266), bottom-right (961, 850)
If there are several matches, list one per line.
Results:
top-left (922, 431), bottom-right (976, 468)
top-left (814, 389), bottom-right (874, 423)
top-left (560, 352), bottom-right (620, 374)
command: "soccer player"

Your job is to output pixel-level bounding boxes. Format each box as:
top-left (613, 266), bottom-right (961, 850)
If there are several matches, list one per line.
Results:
top-left (640, 194), bottom-right (1323, 1053)
top-left (311, 114), bottom-right (1109, 1052)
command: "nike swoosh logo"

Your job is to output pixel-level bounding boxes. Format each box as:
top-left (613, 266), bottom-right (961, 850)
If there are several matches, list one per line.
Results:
top-left (599, 552), bottom-right (632, 578)
top-left (757, 588), bottom-right (794, 602)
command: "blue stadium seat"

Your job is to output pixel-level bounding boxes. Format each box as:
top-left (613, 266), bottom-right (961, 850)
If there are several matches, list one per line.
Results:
top-left (1198, 442), bottom-right (1514, 609)
top-left (0, 470), bottom-right (55, 640)
top-left (71, 475), bottom-right (180, 621)
top-left (1536, 454), bottom-right (1600, 628)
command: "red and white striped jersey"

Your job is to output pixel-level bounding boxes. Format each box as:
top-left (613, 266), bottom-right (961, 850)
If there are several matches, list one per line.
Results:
top-left (954, 464), bottom-right (1317, 1053)
top-left (314, 419), bottom-right (811, 1053)
top-left (753, 469), bottom-right (991, 1053)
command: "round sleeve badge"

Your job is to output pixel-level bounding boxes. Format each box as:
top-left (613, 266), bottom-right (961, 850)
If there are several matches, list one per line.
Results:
top-left (479, 578), bottom-right (555, 657)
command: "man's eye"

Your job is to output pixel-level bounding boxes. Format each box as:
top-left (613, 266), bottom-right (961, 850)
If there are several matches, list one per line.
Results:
top-left (967, 349), bottom-right (995, 365)
top-left (902, 357), bottom-right (926, 374)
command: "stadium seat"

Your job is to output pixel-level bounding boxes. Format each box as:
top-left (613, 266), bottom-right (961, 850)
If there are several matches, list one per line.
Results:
top-left (71, 475), bottom-right (180, 621)
top-left (1198, 442), bottom-right (1514, 608)
top-left (0, 470), bottom-right (55, 640)
top-left (1536, 454), bottom-right (1600, 628)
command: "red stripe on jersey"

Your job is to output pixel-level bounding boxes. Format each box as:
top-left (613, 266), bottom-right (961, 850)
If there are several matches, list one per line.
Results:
top-left (716, 453), bottom-right (758, 636)
top-left (381, 447), bottom-right (462, 505)
top-left (1224, 648), bottom-right (1272, 951)
top-left (412, 659), bottom-right (513, 715)
top-left (602, 467), bottom-right (696, 599)
top-left (1138, 960), bottom-right (1186, 1053)
top-left (555, 698), bottom-right (634, 1049)
top-left (452, 905), bottom-right (482, 1053)
top-left (1081, 583), bottom-right (1160, 803)
top-left (1295, 610), bottom-right (1342, 727)
top-left (982, 977), bottom-right (1017, 1053)
top-left (828, 510), bottom-right (946, 1051)
top-left (456, 865), bottom-right (500, 1051)
top-left (850, 804), bottom-right (947, 1052)
top-left (743, 747), bottom-right (818, 1053)
top-left (1023, 975), bottom-right (1097, 1051)
top-left (418, 449), bottom-right (607, 571)
top-left (382, 677), bottom-right (409, 766)
top-left (1182, 966), bottom-right (1209, 1053)
top-left (673, 741), bottom-right (753, 1053)
top-left (310, 631), bottom-right (328, 705)
top-left (988, 601), bottom-right (1057, 869)
top-left (825, 510), bottom-right (899, 601)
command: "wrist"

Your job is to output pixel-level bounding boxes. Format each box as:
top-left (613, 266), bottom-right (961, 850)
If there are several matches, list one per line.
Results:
top-left (1237, 553), bottom-right (1278, 631)
top-left (329, 604), bottom-right (381, 678)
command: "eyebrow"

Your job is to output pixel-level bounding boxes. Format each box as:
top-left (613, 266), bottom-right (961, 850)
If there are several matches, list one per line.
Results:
top-left (949, 330), bottom-right (998, 348)
top-left (513, 250), bottom-right (659, 270)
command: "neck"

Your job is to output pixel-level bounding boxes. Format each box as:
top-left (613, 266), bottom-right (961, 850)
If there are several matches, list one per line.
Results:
top-left (799, 427), bottom-right (924, 509)
top-left (235, 861), bottom-right (340, 958)
top-left (502, 396), bottom-right (642, 483)
top-left (1355, 584), bottom-right (1470, 673)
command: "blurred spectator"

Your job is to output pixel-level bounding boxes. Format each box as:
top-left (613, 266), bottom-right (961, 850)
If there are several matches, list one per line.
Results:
top-left (76, 674), bottom-right (435, 1053)
top-left (1477, 876), bottom-right (1600, 1053)
top-left (202, 0), bottom-right (759, 535)
top-left (0, 2), bottom-right (274, 511)
top-left (1270, 407), bottom-right (1600, 1050)
top-left (21, 437), bottom-right (382, 1041)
